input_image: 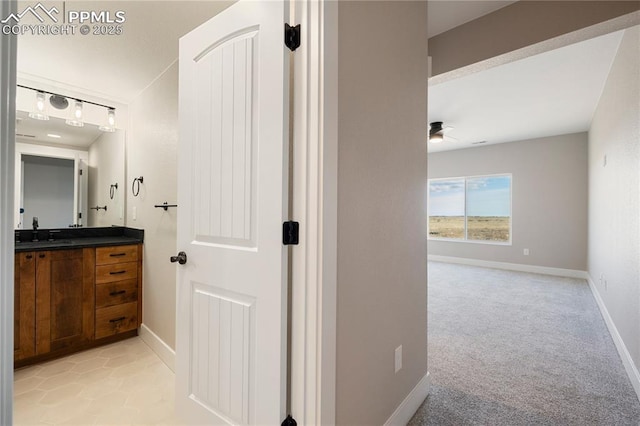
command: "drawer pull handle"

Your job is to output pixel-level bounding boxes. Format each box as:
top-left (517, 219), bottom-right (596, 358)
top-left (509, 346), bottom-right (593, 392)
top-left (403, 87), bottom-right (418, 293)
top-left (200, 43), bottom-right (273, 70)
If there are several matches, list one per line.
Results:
top-left (26, 254), bottom-right (33, 259)
top-left (109, 253), bottom-right (127, 257)
top-left (39, 253), bottom-right (45, 258)
top-left (109, 270), bottom-right (127, 275)
top-left (109, 290), bottom-right (127, 296)
top-left (109, 317), bottom-right (126, 323)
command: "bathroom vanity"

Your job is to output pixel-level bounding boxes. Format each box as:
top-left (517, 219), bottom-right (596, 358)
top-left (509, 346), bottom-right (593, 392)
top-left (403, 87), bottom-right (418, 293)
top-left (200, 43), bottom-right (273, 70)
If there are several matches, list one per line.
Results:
top-left (13, 227), bottom-right (143, 368)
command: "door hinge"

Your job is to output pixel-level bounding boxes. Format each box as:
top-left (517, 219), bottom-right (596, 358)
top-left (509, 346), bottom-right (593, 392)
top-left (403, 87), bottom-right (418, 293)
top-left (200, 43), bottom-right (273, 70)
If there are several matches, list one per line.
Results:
top-left (284, 23), bottom-right (301, 51)
top-left (281, 415), bottom-right (297, 426)
top-left (283, 221), bottom-right (299, 245)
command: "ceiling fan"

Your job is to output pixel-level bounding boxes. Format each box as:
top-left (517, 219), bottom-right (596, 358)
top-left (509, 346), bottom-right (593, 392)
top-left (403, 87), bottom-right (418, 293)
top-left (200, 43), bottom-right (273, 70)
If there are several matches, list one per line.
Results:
top-left (429, 121), bottom-right (457, 144)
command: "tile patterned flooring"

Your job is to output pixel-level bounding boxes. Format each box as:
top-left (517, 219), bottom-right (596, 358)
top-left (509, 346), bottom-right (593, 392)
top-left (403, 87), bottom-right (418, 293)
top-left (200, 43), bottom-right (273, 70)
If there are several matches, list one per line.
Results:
top-left (13, 337), bottom-right (180, 425)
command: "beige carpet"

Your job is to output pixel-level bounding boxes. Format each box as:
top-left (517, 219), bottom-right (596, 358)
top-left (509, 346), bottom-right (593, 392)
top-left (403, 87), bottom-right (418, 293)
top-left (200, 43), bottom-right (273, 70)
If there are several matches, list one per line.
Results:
top-left (409, 261), bottom-right (640, 426)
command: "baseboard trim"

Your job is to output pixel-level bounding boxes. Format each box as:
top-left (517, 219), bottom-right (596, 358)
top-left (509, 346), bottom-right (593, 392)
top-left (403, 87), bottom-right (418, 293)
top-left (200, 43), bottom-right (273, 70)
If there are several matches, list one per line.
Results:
top-left (384, 371), bottom-right (430, 426)
top-left (139, 323), bottom-right (176, 372)
top-left (428, 255), bottom-right (588, 279)
top-left (586, 275), bottom-right (640, 401)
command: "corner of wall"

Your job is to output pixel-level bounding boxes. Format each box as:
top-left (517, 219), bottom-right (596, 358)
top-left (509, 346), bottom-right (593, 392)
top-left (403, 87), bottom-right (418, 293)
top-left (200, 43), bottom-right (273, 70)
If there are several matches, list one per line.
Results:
top-left (139, 324), bottom-right (176, 372)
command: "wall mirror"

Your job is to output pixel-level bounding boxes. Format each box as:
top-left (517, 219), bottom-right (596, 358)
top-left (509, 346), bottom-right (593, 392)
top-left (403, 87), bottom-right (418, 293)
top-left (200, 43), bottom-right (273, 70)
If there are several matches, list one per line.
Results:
top-left (14, 98), bottom-right (125, 229)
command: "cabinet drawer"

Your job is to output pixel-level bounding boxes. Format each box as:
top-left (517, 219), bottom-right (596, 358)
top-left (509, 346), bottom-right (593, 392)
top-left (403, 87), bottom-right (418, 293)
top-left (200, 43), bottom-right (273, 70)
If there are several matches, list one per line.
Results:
top-left (95, 302), bottom-right (138, 339)
top-left (96, 245), bottom-right (138, 266)
top-left (96, 279), bottom-right (138, 309)
top-left (96, 262), bottom-right (137, 284)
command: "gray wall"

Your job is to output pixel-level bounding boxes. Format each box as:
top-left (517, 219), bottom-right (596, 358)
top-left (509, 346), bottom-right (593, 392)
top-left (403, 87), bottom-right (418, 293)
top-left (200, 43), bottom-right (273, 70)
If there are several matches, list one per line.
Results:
top-left (588, 26), bottom-right (640, 377)
top-left (428, 133), bottom-right (588, 271)
top-left (22, 155), bottom-right (74, 229)
top-left (429, 1), bottom-right (640, 77)
top-left (337, 2), bottom-right (428, 424)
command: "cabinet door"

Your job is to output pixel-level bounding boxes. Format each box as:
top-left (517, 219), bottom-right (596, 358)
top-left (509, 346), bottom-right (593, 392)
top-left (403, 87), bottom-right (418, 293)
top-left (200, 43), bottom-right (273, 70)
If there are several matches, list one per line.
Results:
top-left (36, 248), bottom-right (95, 354)
top-left (14, 252), bottom-right (36, 361)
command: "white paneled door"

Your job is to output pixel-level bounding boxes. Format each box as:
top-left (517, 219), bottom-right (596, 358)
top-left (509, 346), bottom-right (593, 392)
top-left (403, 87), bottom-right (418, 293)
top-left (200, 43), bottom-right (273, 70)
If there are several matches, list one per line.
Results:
top-left (176, 1), bottom-right (290, 424)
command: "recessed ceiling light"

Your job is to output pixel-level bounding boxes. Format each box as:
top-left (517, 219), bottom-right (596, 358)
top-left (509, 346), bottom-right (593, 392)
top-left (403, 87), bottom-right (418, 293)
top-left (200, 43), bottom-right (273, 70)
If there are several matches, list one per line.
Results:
top-left (47, 133), bottom-right (62, 139)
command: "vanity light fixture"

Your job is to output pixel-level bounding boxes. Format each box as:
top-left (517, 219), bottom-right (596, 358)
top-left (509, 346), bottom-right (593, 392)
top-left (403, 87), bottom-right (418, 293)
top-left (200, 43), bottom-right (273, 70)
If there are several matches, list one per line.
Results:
top-left (99, 108), bottom-right (116, 132)
top-left (28, 91), bottom-right (49, 121)
top-left (66, 100), bottom-right (84, 127)
top-left (18, 85), bottom-right (116, 129)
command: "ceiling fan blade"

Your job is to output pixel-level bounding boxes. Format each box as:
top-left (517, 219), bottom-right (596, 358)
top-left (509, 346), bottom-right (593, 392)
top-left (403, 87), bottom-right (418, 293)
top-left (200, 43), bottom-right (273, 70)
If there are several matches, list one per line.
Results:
top-left (442, 126), bottom-right (454, 134)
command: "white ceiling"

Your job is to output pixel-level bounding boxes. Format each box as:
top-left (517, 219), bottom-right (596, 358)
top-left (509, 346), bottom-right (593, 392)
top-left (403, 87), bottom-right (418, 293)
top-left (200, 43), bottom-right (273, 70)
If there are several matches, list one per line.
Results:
top-left (15, 110), bottom-right (103, 148)
top-left (17, 1), bottom-right (234, 103)
top-left (427, 0), bottom-right (518, 38)
top-left (427, 30), bottom-right (625, 153)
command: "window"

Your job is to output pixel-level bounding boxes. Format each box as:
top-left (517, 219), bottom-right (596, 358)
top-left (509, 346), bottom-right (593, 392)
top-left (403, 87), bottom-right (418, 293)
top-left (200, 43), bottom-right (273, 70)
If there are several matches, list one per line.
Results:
top-left (428, 174), bottom-right (511, 243)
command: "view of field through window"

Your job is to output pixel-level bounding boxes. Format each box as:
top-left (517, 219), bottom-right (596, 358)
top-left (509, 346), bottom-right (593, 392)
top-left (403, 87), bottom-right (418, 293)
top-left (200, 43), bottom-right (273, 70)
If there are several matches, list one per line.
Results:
top-left (428, 175), bottom-right (511, 242)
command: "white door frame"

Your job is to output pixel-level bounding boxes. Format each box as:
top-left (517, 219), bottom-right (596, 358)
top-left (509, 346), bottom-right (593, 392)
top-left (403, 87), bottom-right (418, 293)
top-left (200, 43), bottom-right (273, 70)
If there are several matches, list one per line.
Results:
top-left (290, 0), bottom-right (338, 424)
top-left (0, 1), bottom-right (17, 424)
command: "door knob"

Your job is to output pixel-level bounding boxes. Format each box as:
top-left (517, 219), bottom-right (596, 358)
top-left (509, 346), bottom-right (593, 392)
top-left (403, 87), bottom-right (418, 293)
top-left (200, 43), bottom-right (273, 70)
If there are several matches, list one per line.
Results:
top-left (170, 251), bottom-right (187, 265)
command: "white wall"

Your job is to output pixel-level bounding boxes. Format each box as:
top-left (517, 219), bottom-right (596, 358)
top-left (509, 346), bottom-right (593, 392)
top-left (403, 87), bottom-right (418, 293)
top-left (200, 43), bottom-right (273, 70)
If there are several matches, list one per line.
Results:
top-left (88, 130), bottom-right (125, 227)
top-left (336, 2), bottom-right (429, 424)
top-left (22, 155), bottom-right (74, 229)
top-left (588, 25), bottom-right (640, 380)
top-left (127, 63), bottom-right (178, 350)
top-left (428, 133), bottom-right (588, 271)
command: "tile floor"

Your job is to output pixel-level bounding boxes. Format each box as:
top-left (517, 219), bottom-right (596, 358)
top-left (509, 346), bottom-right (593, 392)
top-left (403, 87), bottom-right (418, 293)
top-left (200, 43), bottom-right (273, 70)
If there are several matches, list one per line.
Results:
top-left (13, 337), bottom-right (180, 425)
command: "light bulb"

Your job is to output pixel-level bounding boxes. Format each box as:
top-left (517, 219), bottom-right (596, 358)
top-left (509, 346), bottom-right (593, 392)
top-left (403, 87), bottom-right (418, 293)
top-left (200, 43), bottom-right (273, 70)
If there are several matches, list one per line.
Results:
top-left (66, 100), bottom-right (84, 127)
top-left (430, 134), bottom-right (444, 143)
top-left (99, 108), bottom-right (116, 132)
top-left (29, 91), bottom-right (49, 120)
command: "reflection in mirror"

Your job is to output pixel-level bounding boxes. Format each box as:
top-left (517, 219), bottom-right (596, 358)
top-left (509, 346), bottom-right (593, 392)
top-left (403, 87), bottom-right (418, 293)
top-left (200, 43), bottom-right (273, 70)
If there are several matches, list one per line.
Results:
top-left (22, 155), bottom-right (74, 228)
top-left (14, 111), bottom-right (125, 228)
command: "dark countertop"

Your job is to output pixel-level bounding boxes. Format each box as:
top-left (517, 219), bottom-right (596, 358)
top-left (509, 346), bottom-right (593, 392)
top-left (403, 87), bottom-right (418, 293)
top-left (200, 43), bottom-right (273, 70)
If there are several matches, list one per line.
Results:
top-left (15, 227), bottom-right (144, 253)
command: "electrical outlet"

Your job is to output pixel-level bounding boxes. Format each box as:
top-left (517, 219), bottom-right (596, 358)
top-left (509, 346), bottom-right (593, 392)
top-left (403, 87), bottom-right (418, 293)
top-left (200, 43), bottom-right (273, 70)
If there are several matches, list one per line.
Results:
top-left (133, 206), bottom-right (137, 221)
top-left (395, 345), bottom-right (402, 373)
top-left (523, 248), bottom-right (529, 256)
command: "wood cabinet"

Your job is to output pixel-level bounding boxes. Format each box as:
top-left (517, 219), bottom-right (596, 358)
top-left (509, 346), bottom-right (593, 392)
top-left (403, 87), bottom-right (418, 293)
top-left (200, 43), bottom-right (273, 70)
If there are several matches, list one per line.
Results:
top-left (14, 243), bottom-right (142, 367)
top-left (14, 252), bottom-right (36, 361)
top-left (94, 245), bottom-right (141, 339)
top-left (35, 248), bottom-right (95, 355)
